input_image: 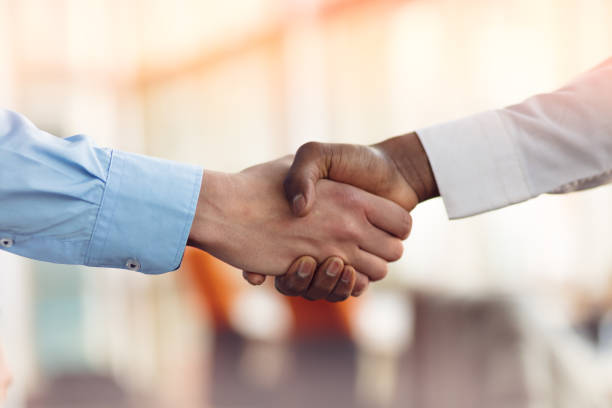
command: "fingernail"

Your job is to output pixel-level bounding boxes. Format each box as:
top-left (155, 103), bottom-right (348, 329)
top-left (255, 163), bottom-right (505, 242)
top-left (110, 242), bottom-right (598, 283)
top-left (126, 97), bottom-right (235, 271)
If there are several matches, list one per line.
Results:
top-left (292, 194), bottom-right (306, 215)
top-left (297, 259), bottom-right (313, 278)
top-left (325, 259), bottom-right (342, 278)
top-left (340, 269), bottom-right (352, 283)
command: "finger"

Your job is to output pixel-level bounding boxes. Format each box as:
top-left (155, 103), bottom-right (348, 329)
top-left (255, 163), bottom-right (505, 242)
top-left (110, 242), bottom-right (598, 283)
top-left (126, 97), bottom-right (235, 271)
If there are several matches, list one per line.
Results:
top-left (358, 226), bottom-right (405, 262)
top-left (274, 256), bottom-right (317, 296)
top-left (284, 142), bottom-right (330, 217)
top-left (304, 257), bottom-right (345, 301)
top-left (327, 265), bottom-right (356, 302)
top-left (363, 193), bottom-right (413, 240)
top-left (352, 272), bottom-right (370, 296)
top-left (351, 251), bottom-right (388, 282)
top-left (243, 271), bottom-right (267, 286)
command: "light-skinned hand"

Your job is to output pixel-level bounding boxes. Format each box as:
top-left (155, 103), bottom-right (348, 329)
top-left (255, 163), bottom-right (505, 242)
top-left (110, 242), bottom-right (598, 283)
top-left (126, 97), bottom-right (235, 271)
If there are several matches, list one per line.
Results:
top-left (188, 157), bottom-right (412, 285)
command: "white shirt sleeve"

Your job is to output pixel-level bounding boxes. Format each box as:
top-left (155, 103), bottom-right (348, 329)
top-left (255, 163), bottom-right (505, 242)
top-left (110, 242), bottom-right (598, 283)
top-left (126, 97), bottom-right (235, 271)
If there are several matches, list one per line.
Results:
top-left (417, 57), bottom-right (612, 219)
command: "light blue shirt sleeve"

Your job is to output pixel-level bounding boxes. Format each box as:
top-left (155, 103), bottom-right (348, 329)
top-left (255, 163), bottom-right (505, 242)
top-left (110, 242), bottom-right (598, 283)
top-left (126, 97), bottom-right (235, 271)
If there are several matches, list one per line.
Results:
top-left (0, 109), bottom-right (203, 274)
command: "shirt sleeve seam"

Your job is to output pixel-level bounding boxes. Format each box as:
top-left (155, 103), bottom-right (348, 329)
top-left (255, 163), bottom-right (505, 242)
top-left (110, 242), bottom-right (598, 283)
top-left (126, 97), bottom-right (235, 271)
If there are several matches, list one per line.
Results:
top-left (84, 149), bottom-right (117, 266)
top-left (494, 110), bottom-right (534, 198)
top-left (0, 234), bottom-right (92, 243)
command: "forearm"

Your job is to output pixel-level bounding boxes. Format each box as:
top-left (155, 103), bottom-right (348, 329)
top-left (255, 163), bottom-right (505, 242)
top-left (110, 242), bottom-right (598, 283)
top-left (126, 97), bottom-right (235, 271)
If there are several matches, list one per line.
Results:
top-left (417, 57), bottom-right (612, 218)
top-left (503, 58), bottom-right (612, 195)
top-left (0, 109), bottom-right (202, 273)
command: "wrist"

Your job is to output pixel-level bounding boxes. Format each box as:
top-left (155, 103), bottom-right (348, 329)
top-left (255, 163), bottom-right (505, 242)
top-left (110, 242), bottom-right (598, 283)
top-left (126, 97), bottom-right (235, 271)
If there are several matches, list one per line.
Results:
top-left (187, 170), bottom-right (234, 253)
top-left (375, 132), bottom-right (439, 203)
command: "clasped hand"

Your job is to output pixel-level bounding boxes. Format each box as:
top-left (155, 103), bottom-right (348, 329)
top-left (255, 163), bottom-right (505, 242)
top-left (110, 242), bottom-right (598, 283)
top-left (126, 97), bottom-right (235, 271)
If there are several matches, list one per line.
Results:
top-left (189, 135), bottom-right (433, 302)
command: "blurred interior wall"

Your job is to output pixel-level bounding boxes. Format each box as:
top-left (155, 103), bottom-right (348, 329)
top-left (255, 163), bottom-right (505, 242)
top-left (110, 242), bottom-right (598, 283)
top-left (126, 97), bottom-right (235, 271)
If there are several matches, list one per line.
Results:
top-left (136, 0), bottom-right (612, 296)
top-left (1, 0), bottom-right (612, 407)
top-left (0, 2), bottom-right (34, 407)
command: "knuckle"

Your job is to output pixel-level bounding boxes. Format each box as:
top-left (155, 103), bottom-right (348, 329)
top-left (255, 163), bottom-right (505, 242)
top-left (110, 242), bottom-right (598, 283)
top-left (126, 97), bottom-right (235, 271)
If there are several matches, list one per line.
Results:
top-left (334, 215), bottom-right (363, 242)
top-left (388, 241), bottom-right (404, 262)
top-left (341, 188), bottom-right (362, 208)
top-left (326, 184), bottom-right (360, 208)
top-left (329, 293), bottom-right (349, 303)
top-left (342, 222), bottom-right (362, 241)
top-left (243, 272), bottom-right (262, 286)
top-left (369, 263), bottom-right (388, 282)
top-left (312, 280), bottom-right (334, 295)
top-left (399, 212), bottom-right (413, 239)
top-left (353, 277), bottom-right (368, 296)
top-left (298, 141), bottom-right (323, 157)
top-left (275, 278), bottom-right (299, 296)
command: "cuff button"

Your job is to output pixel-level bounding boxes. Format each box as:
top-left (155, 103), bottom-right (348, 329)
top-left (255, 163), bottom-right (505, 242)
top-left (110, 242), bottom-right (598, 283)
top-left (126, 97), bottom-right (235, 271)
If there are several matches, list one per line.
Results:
top-left (1, 238), bottom-right (14, 248)
top-left (126, 258), bottom-right (141, 271)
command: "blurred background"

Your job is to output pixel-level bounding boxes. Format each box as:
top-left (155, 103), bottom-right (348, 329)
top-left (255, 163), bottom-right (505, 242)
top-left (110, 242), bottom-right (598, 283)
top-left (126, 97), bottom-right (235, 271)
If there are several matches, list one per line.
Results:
top-left (1, 0), bottom-right (612, 407)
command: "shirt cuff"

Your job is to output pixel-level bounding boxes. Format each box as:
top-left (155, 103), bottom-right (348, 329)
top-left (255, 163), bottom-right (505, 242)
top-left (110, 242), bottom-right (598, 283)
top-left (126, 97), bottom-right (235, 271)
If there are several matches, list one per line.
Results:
top-left (417, 110), bottom-right (532, 219)
top-left (85, 150), bottom-right (203, 274)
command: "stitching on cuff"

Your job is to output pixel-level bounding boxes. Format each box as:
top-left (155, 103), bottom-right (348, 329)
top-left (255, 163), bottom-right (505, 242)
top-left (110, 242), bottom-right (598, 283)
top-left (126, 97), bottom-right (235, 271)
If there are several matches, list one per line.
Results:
top-left (84, 150), bottom-right (125, 267)
top-left (494, 110), bottom-right (533, 198)
top-left (84, 149), bottom-right (115, 266)
top-left (550, 168), bottom-right (612, 193)
top-left (95, 155), bottom-right (126, 268)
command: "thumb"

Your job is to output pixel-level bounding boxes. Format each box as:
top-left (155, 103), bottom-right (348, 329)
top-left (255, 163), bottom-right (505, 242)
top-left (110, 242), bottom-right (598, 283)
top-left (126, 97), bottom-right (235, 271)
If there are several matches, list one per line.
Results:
top-left (284, 142), bottom-right (331, 217)
top-left (242, 271), bottom-right (267, 286)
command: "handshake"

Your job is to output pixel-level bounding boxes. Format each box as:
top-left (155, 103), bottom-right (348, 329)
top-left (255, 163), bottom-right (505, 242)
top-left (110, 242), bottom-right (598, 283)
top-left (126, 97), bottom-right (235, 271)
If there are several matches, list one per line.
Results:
top-left (187, 132), bottom-right (439, 302)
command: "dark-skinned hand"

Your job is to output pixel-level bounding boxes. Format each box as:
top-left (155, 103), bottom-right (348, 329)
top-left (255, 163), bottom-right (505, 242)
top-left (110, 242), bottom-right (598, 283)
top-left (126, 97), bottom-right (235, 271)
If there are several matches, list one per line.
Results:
top-left (244, 132), bottom-right (438, 301)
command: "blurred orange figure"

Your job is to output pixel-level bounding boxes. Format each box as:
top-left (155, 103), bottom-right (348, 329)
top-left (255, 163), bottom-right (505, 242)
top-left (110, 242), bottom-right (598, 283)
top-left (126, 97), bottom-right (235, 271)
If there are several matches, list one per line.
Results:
top-left (181, 247), bottom-right (359, 338)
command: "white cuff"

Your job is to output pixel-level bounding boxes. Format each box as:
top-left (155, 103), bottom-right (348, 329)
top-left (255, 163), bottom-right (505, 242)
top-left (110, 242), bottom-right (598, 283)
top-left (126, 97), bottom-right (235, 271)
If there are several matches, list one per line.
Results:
top-left (417, 111), bottom-right (532, 219)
